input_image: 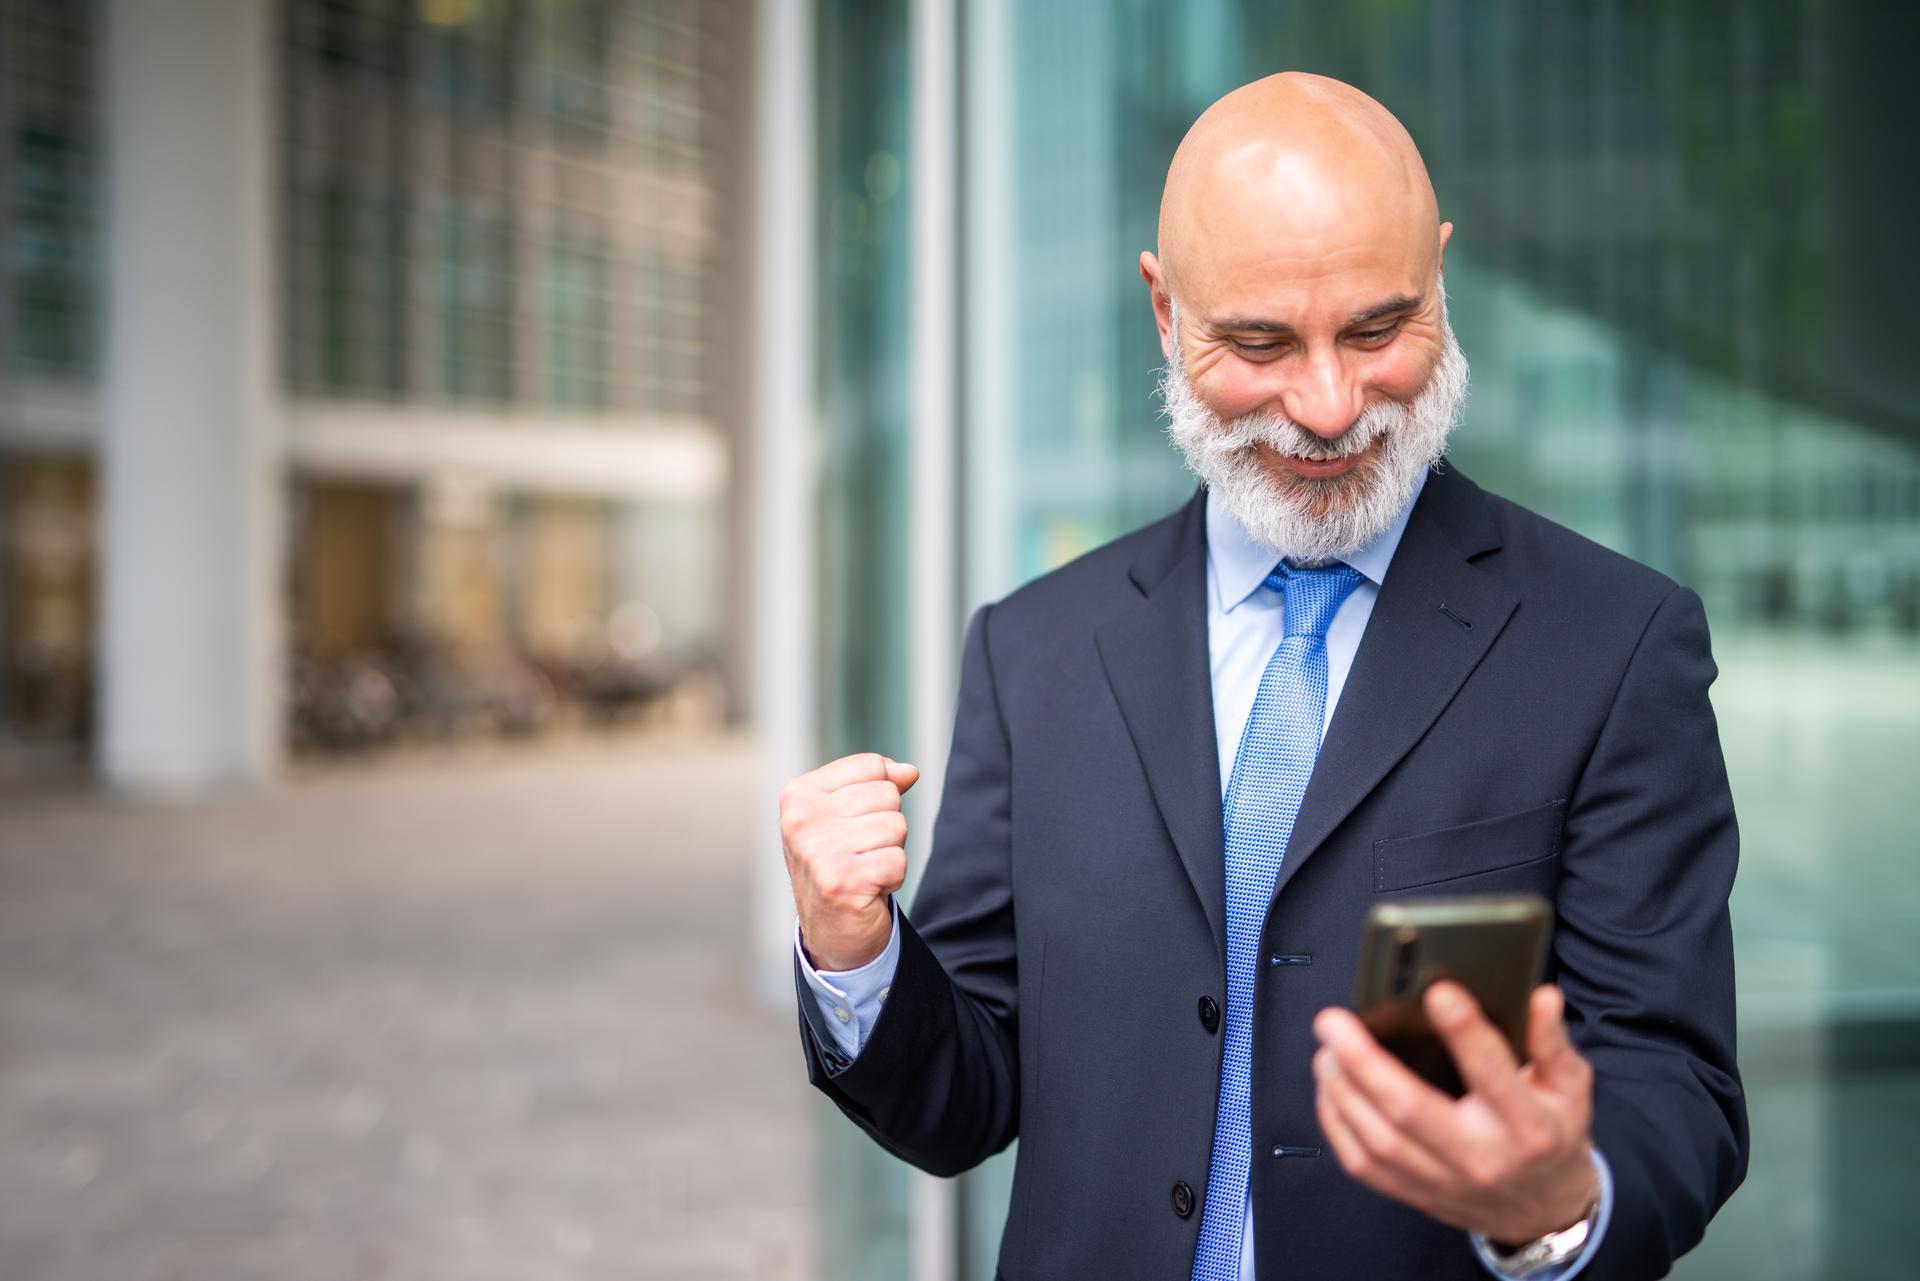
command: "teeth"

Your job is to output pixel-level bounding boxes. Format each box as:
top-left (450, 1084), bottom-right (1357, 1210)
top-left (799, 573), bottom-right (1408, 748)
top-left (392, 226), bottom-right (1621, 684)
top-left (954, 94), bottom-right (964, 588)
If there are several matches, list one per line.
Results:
top-left (1298, 448), bottom-right (1341, 462)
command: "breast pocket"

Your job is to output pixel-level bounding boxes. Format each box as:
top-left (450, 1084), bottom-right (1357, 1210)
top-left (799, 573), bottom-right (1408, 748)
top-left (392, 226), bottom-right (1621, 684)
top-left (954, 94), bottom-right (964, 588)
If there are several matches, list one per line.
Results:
top-left (1373, 798), bottom-right (1567, 895)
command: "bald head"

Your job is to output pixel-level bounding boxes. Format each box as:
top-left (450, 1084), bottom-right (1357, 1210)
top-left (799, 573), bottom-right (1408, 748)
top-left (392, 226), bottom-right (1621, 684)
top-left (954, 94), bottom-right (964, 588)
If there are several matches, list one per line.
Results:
top-left (1141, 74), bottom-right (1464, 550)
top-left (1154, 73), bottom-right (1443, 308)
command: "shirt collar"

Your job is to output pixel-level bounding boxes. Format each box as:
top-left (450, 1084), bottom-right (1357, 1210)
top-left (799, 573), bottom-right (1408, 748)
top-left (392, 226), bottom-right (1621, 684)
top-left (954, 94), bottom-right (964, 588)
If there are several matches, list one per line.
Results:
top-left (1206, 466), bottom-right (1429, 614)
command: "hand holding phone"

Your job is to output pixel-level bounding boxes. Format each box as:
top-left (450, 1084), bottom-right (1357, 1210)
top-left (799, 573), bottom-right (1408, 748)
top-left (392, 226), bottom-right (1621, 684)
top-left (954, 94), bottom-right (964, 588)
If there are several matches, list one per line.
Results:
top-left (1352, 893), bottom-right (1552, 1097)
top-left (1316, 895), bottom-right (1597, 1245)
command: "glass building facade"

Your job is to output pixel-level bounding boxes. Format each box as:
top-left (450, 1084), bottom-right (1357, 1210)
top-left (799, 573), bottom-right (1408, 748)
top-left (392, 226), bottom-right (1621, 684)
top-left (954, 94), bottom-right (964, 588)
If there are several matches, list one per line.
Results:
top-left (812, 2), bottom-right (1919, 1277)
top-left (1, 0), bottom-right (96, 383)
top-left (0, 0), bottom-right (748, 762)
top-left (280, 0), bottom-right (731, 416)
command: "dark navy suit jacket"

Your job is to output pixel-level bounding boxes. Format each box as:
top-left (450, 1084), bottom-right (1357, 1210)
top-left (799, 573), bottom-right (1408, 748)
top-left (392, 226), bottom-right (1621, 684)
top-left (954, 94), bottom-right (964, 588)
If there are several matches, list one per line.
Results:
top-left (798, 466), bottom-right (1748, 1280)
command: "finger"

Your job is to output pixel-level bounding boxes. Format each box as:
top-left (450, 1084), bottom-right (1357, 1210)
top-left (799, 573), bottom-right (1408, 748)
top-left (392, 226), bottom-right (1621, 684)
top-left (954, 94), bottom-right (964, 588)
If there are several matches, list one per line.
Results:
top-left (1425, 982), bottom-right (1527, 1119)
top-left (1524, 985), bottom-right (1591, 1096)
top-left (832, 810), bottom-right (911, 857)
top-left (886, 759), bottom-right (921, 793)
top-left (806, 752), bottom-right (901, 794)
top-left (1313, 1046), bottom-right (1456, 1191)
top-left (1313, 1006), bottom-right (1458, 1149)
top-left (820, 778), bottom-right (908, 816)
top-left (854, 846), bottom-right (908, 894)
top-left (1315, 1069), bottom-right (1435, 1212)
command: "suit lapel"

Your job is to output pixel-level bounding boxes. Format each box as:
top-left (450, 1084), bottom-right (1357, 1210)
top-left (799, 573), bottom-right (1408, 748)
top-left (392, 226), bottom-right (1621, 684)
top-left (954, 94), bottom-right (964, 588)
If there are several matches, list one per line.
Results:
top-left (1094, 488), bottom-right (1227, 954)
top-left (1270, 466), bottom-right (1518, 900)
top-left (1089, 469), bottom-right (1516, 947)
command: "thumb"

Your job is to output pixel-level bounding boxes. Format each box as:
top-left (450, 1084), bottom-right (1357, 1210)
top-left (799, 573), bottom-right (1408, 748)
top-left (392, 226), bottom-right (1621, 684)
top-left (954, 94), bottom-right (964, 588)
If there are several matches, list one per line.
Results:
top-left (884, 758), bottom-right (921, 793)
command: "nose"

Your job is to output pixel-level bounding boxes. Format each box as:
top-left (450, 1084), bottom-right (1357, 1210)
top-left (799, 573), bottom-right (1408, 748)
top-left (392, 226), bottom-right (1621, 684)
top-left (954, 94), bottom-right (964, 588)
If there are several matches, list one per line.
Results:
top-left (1278, 347), bottom-right (1364, 438)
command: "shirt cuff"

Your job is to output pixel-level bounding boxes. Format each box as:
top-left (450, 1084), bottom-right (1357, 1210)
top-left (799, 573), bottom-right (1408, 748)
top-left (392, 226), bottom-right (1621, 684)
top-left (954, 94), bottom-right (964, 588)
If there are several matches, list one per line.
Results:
top-left (794, 900), bottom-right (902, 1064)
top-left (1470, 1147), bottom-right (1614, 1280)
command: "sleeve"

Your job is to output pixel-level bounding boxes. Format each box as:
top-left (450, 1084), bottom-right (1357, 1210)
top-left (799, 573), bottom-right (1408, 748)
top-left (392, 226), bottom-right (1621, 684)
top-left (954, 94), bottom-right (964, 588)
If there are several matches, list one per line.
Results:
top-left (795, 900), bottom-right (902, 1067)
top-left (1471, 1148), bottom-right (1616, 1279)
top-left (1553, 585), bottom-right (1750, 1279)
top-left (793, 602), bottom-right (1022, 1178)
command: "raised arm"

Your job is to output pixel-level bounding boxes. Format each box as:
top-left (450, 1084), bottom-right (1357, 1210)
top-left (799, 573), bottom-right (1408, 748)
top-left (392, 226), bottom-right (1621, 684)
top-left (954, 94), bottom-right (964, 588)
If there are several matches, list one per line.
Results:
top-left (784, 603), bottom-right (1022, 1176)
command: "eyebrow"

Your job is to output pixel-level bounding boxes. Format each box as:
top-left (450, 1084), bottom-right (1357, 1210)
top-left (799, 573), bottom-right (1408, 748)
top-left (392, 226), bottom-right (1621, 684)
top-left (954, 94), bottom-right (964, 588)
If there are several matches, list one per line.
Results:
top-left (1213, 294), bottom-right (1424, 336)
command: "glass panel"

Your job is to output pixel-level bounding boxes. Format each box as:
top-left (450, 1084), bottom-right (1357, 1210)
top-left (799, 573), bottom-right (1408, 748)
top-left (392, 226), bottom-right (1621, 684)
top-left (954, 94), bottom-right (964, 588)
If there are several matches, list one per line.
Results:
top-left (437, 199), bottom-right (516, 403)
top-left (546, 232), bottom-right (611, 409)
top-left (3, 0), bottom-right (98, 380)
top-left (0, 458), bottom-right (94, 748)
top-left (812, 0), bottom-right (915, 1277)
top-left (958, 1), bottom-right (1919, 1277)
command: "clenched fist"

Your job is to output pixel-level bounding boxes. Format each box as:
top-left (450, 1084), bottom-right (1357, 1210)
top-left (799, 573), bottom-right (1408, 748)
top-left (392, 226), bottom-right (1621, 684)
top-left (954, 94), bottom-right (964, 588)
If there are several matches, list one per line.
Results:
top-left (779, 752), bottom-right (921, 972)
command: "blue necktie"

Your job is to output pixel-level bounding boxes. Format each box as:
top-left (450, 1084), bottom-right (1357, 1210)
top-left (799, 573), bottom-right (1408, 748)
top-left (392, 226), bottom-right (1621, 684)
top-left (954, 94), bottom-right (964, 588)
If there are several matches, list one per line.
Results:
top-left (1191, 560), bottom-right (1363, 1281)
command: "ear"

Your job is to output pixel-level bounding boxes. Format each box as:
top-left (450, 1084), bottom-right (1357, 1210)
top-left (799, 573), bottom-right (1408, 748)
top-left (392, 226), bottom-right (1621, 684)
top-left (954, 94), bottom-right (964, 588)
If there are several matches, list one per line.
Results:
top-left (1437, 220), bottom-right (1454, 274)
top-left (1139, 251), bottom-right (1174, 360)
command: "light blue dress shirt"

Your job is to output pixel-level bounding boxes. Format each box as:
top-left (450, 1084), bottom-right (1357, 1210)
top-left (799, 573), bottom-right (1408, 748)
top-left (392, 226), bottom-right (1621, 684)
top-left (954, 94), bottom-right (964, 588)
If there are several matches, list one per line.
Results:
top-left (797, 470), bottom-right (1610, 1278)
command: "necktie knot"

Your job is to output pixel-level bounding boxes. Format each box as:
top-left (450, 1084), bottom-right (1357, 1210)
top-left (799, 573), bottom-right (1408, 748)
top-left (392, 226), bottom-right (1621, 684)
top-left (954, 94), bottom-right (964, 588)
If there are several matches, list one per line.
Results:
top-left (1264, 560), bottom-right (1364, 639)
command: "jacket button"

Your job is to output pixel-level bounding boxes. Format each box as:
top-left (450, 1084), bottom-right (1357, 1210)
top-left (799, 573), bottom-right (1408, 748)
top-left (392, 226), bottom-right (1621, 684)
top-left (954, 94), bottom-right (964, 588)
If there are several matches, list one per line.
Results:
top-left (1172, 1180), bottom-right (1196, 1218)
top-left (1197, 996), bottom-right (1220, 1034)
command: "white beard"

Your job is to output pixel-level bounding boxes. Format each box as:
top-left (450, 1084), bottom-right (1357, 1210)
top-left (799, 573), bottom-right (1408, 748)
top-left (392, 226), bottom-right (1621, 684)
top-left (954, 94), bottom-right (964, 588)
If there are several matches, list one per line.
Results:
top-left (1158, 299), bottom-right (1471, 565)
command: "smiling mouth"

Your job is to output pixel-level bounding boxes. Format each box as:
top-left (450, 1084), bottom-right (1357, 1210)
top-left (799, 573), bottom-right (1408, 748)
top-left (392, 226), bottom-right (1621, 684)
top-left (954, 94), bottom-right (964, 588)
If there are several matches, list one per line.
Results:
top-left (1258, 435), bottom-right (1382, 480)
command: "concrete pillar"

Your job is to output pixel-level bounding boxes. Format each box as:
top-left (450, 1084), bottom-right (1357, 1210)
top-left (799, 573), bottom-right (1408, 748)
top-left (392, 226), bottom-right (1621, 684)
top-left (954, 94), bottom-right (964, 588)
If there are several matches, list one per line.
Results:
top-left (99, 0), bottom-right (280, 790)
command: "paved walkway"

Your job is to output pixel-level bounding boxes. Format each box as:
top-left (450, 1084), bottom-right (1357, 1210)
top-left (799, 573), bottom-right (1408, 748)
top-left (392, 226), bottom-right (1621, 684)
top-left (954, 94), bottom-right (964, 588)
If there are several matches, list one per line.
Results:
top-left (0, 734), bottom-right (814, 1281)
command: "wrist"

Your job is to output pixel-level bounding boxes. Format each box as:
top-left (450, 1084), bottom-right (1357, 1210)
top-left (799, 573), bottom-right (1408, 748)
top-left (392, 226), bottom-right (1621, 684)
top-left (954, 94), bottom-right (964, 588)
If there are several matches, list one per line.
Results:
top-left (1482, 1198), bottom-right (1599, 1279)
top-left (799, 910), bottom-right (892, 974)
top-left (1493, 1144), bottom-right (1599, 1250)
top-left (1488, 1146), bottom-right (1601, 1253)
top-left (802, 937), bottom-right (880, 974)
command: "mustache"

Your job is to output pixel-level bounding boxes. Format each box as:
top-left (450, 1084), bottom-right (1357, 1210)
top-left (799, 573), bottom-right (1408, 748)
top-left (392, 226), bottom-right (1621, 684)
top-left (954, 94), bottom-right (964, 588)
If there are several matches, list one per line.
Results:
top-left (1203, 399), bottom-right (1401, 462)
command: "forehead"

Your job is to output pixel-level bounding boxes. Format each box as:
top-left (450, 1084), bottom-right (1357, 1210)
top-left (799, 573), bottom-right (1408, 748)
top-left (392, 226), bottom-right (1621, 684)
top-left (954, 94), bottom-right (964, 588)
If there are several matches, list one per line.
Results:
top-left (1175, 149), bottom-right (1435, 326)
top-left (1183, 223), bottom-right (1433, 331)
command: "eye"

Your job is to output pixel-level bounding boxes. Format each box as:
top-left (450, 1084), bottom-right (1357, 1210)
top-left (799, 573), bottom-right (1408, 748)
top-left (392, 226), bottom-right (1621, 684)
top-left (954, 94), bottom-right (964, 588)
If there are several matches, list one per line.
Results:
top-left (1351, 324), bottom-right (1400, 344)
top-left (1229, 338), bottom-right (1284, 356)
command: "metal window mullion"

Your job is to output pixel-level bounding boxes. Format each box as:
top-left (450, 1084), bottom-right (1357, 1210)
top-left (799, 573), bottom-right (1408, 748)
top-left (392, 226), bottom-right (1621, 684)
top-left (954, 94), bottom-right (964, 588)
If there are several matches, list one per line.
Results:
top-left (749, 0), bottom-right (819, 1002)
top-left (908, 0), bottom-right (960, 1278)
top-left (509, 0), bottom-right (546, 409)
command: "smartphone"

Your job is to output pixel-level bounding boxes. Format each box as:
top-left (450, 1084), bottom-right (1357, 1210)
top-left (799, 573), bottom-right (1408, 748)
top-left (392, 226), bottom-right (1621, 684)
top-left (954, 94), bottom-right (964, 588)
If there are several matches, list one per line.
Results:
top-left (1352, 893), bottom-right (1552, 1097)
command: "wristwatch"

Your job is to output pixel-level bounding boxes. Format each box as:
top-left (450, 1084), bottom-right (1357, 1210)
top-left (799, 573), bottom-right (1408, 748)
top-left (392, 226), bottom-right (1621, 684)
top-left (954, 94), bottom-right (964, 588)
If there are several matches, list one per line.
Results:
top-left (1478, 1196), bottom-right (1600, 1279)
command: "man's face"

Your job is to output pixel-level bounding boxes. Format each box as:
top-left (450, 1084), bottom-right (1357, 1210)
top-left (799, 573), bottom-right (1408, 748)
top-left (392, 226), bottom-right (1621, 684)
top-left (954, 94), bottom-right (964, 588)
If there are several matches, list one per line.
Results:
top-left (1149, 197), bottom-right (1466, 561)
top-left (1158, 278), bottom-right (1469, 564)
